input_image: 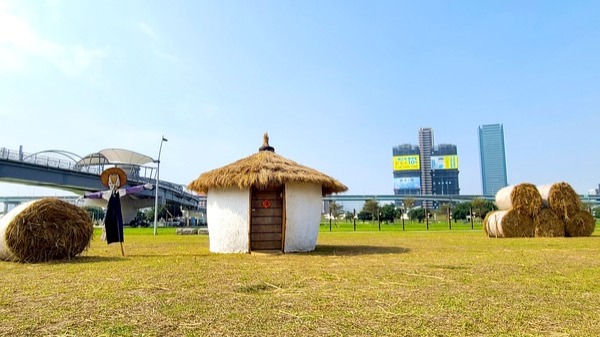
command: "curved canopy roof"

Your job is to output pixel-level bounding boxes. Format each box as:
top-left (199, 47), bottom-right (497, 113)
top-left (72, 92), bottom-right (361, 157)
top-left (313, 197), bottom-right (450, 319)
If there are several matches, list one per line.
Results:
top-left (77, 148), bottom-right (155, 167)
top-left (187, 135), bottom-right (347, 196)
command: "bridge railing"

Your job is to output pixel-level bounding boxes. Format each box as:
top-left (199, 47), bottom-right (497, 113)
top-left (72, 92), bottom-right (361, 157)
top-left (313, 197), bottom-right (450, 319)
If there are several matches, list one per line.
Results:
top-left (1, 147), bottom-right (102, 174)
top-left (2, 146), bottom-right (201, 204)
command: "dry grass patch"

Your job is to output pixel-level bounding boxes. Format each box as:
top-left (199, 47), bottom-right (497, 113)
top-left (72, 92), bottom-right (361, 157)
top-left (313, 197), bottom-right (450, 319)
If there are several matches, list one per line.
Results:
top-left (1, 228), bottom-right (599, 336)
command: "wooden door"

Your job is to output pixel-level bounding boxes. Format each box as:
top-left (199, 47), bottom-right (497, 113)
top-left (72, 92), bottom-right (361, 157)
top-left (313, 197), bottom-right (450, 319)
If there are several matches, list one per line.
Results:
top-left (250, 186), bottom-right (284, 251)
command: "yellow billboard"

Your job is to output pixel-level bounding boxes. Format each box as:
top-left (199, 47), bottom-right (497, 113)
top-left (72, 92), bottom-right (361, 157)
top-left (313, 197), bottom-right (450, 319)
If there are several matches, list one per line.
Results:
top-left (393, 155), bottom-right (420, 171)
top-left (431, 155), bottom-right (459, 170)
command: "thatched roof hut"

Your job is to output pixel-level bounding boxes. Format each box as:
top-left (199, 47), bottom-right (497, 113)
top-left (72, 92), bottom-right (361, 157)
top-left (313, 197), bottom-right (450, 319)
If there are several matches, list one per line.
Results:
top-left (188, 134), bottom-right (347, 253)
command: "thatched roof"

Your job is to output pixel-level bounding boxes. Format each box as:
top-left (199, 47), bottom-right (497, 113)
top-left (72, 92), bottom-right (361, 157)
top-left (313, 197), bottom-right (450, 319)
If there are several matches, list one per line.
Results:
top-left (187, 135), bottom-right (347, 195)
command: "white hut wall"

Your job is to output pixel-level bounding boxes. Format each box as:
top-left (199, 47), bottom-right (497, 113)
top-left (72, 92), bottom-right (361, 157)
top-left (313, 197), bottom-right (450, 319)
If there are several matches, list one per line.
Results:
top-left (284, 182), bottom-right (322, 252)
top-left (207, 188), bottom-right (250, 253)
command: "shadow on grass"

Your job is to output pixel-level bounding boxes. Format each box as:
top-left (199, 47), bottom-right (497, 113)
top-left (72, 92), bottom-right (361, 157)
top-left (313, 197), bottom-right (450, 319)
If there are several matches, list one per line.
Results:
top-left (310, 244), bottom-right (410, 256)
top-left (66, 256), bottom-right (125, 263)
top-left (123, 254), bottom-right (210, 258)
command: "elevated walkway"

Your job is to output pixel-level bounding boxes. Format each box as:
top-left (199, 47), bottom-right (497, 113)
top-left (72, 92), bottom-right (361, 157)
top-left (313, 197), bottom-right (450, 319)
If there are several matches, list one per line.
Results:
top-left (0, 146), bottom-right (204, 222)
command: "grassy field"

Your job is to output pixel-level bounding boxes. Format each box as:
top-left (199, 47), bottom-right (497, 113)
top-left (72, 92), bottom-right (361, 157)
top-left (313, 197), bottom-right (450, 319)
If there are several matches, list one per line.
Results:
top-left (1, 227), bottom-right (600, 337)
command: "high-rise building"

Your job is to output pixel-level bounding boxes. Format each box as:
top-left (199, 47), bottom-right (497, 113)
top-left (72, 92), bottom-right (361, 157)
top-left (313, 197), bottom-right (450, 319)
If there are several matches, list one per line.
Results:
top-left (392, 144), bottom-right (421, 197)
top-left (431, 144), bottom-right (460, 195)
top-left (419, 128), bottom-right (434, 208)
top-left (479, 124), bottom-right (508, 196)
top-left (393, 128), bottom-right (460, 209)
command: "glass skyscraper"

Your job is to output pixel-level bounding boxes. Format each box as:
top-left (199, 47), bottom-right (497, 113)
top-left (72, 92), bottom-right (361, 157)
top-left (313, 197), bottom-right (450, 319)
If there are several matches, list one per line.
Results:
top-left (478, 124), bottom-right (508, 196)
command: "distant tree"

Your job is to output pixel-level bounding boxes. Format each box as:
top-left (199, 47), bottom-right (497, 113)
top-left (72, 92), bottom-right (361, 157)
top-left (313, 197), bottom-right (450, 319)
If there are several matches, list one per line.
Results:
top-left (594, 207), bottom-right (600, 219)
top-left (146, 204), bottom-right (171, 221)
top-left (481, 200), bottom-right (496, 219)
top-left (452, 202), bottom-right (472, 222)
top-left (380, 203), bottom-right (399, 223)
top-left (471, 198), bottom-right (495, 221)
top-left (471, 198), bottom-right (486, 221)
top-left (439, 203), bottom-right (452, 222)
top-left (83, 206), bottom-right (104, 222)
top-left (344, 211), bottom-right (355, 221)
top-left (403, 198), bottom-right (416, 220)
top-left (361, 199), bottom-right (380, 223)
top-left (329, 201), bottom-right (344, 221)
top-left (357, 211), bottom-right (373, 222)
top-left (409, 208), bottom-right (425, 222)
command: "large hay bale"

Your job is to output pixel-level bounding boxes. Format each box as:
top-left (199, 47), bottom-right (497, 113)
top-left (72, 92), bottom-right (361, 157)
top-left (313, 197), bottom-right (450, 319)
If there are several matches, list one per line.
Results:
top-left (0, 198), bottom-right (93, 262)
top-left (482, 212), bottom-right (491, 236)
top-left (534, 208), bottom-right (565, 237)
top-left (565, 210), bottom-right (596, 237)
top-left (538, 182), bottom-right (581, 221)
top-left (495, 183), bottom-right (542, 217)
top-left (484, 210), bottom-right (535, 238)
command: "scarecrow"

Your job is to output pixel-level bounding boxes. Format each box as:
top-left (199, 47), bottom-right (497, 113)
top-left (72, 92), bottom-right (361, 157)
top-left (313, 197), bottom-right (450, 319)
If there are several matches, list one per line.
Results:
top-left (84, 167), bottom-right (153, 255)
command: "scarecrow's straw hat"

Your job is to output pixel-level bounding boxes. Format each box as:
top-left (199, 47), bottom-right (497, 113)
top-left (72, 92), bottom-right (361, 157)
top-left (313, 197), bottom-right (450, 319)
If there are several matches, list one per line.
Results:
top-left (100, 167), bottom-right (127, 189)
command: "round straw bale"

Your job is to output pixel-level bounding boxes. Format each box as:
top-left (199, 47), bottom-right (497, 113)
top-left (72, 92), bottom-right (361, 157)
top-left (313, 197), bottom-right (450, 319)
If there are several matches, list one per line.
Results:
top-left (495, 183), bottom-right (542, 217)
top-left (482, 212), bottom-right (492, 236)
top-left (534, 208), bottom-right (565, 237)
top-left (0, 198), bottom-right (93, 262)
top-left (494, 186), bottom-right (514, 211)
top-left (543, 182), bottom-right (582, 221)
top-left (565, 210), bottom-right (596, 237)
top-left (484, 210), bottom-right (535, 238)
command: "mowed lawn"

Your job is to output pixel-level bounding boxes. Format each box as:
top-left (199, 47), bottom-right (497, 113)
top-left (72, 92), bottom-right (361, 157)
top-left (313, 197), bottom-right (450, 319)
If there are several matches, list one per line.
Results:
top-left (1, 226), bottom-right (600, 337)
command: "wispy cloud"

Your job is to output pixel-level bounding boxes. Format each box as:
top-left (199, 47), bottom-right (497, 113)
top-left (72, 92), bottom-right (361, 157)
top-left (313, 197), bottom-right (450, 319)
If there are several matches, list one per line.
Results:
top-left (0, 3), bottom-right (107, 75)
top-left (139, 22), bottom-right (161, 41)
top-left (138, 21), bottom-right (179, 63)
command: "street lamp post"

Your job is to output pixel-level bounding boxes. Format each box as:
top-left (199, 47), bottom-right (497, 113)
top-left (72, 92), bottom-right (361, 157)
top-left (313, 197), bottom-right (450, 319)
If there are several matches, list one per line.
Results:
top-left (153, 136), bottom-right (168, 235)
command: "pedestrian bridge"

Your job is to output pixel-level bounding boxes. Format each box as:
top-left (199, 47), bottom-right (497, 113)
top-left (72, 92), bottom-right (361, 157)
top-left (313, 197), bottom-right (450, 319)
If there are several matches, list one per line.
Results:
top-left (0, 146), bottom-right (203, 221)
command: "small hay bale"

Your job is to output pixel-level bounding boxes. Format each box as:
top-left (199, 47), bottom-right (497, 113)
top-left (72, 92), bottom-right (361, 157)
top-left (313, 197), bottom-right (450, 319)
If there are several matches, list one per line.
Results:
top-left (484, 210), bottom-right (535, 238)
top-left (534, 208), bottom-right (565, 237)
top-left (565, 210), bottom-right (596, 237)
top-left (0, 198), bottom-right (93, 262)
top-left (176, 227), bottom-right (199, 235)
top-left (539, 182), bottom-right (581, 221)
top-left (495, 183), bottom-right (542, 217)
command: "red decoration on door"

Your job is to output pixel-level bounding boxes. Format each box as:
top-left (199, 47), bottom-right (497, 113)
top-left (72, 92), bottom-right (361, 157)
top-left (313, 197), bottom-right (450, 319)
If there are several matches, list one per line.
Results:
top-left (262, 199), bottom-right (272, 208)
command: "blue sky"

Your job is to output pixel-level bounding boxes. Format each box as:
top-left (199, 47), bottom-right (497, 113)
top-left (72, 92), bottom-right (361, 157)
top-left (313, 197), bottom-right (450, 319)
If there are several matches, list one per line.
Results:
top-left (1, 0), bottom-right (599, 198)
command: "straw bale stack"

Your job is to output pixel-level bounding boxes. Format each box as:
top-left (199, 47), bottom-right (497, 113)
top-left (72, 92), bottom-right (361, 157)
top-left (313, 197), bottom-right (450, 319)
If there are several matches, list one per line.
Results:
top-left (0, 198), bottom-right (93, 262)
top-left (537, 182), bottom-right (595, 237)
top-left (537, 182), bottom-right (582, 220)
top-left (487, 181), bottom-right (597, 238)
top-left (533, 208), bottom-right (565, 237)
top-left (484, 210), bottom-right (535, 238)
top-left (565, 210), bottom-right (596, 237)
top-left (495, 183), bottom-right (542, 217)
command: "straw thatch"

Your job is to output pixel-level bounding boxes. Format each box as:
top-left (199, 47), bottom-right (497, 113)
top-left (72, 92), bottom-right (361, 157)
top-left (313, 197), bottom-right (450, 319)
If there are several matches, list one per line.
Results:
top-left (495, 183), bottom-right (542, 217)
top-left (534, 208), bottom-right (565, 237)
top-left (484, 210), bottom-right (535, 238)
top-left (0, 198), bottom-right (94, 262)
top-left (564, 210), bottom-right (595, 237)
top-left (188, 149), bottom-right (348, 195)
top-left (538, 182), bottom-right (581, 221)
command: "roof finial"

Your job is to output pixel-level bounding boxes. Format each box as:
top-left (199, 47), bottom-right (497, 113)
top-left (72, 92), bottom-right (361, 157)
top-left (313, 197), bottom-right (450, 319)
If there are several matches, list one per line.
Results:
top-left (259, 132), bottom-right (275, 152)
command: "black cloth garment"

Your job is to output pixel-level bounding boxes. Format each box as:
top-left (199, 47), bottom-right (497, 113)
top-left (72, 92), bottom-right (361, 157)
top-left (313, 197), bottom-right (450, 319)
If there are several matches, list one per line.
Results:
top-left (105, 191), bottom-right (124, 244)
